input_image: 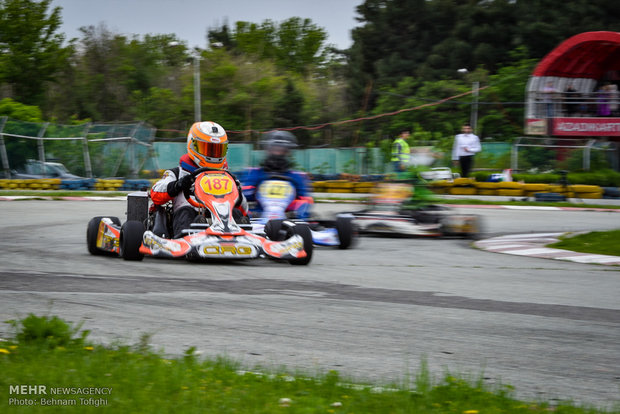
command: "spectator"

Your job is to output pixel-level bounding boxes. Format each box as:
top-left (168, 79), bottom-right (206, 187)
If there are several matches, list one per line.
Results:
top-left (390, 130), bottom-right (411, 173)
top-left (542, 81), bottom-right (558, 118)
top-left (564, 83), bottom-right (579, 117)
top-left (451, 123), bottom-right (481, 178)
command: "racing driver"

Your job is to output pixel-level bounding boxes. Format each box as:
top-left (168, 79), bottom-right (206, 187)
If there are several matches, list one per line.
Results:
top-left (242, 130), bottom-right (312, 219)
top-left (150, 121), bottom-right (248, 238)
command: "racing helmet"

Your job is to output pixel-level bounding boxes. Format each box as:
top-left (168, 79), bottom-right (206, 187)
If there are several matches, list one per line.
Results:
top-left (187, 121), bottom-right (228, 168)
top-left (260, 130), bottom-right (298, 172)
top-left (262, 130), bottom-right (298, 153)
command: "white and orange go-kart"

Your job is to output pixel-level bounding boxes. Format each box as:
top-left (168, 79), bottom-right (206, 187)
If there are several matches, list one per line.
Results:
top-left (86, 168), bottom-right (313, 265)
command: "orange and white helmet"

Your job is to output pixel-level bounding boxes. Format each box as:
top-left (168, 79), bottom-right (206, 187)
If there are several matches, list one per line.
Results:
top-left (187, 121), bottom-right (228, 168)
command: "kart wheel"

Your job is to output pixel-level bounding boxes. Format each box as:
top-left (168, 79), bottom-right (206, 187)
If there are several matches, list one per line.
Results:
top-left (86, 216), bottom-right (121, 256)
top-left (265, 219), bottom-right (285, 241)
top-left (335, 216), bottom-right (355, 249)
top-left (464, 216), bottom-right (484, 240)
top-left (288, 224), bottom-right (313, 266)
top-left (119, 220), bottom-right (145, 261)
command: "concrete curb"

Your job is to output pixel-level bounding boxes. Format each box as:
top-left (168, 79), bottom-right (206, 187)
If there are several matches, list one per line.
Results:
top-left (474, 233), bottom-right (620, 266)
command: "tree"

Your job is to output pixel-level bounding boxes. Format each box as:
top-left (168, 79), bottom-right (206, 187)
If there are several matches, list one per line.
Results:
top-left (199, 49), bottom-right (286, 137)
top-left (208, 17), bottom-right (328, 76)
top-left (0, 0), bottom-right (71, 104)
top-left (0, 97), bottom-right (44, 168)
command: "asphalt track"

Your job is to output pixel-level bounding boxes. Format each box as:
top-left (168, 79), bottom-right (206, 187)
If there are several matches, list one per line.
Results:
top-left (0, 199), bottom-right (619, 409)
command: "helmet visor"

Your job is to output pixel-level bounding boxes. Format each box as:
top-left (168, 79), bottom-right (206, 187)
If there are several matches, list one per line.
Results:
top-left (193, 140), bottom-right (228, 159)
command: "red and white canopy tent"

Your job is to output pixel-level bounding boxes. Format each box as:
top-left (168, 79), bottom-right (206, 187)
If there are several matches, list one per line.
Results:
top-left (525, 31), bottom-right (620, 138)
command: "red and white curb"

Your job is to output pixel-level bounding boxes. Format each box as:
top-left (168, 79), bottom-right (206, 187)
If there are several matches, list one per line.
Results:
top-left (474, 233), bottom-right (620, 266)
top-left (449, 204), bottom-right (620, 212)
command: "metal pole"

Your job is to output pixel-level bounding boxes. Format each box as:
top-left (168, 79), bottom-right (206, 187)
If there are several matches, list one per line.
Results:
top-left (82, 122), bottom-right (94, 178)
top-left (194, 55), bottom-right (201, 122)
top-left (37, 122), bottom-right (50, 166)
top-left (470, 81), bottom-right (479, 132)
top-left (511, 137), bottom-right (521, 171)
top-left (584, 139), bottom-right (595, 171)
top-left (0, 117), bottom-right (10, 178)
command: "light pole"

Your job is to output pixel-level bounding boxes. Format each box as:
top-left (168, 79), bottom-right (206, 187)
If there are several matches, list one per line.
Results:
top-left (457, 68), bottom-right (479, 132)
top-left (193, 54), bottom-right (201, 122)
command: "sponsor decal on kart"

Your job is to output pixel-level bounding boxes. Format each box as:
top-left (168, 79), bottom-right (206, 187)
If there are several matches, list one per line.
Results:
top-left (189, 234), bottom-right (260, 259)
top-left (199, 243), bottom-right (259, 258)
top-left (264, 235), bottom-right (305, 258)
top-left (141, 231), bottom-right (191, 257)
top-left (310, 228), bottom-right (339, 246)
top-left (96, 218), bottom-right (120, 252)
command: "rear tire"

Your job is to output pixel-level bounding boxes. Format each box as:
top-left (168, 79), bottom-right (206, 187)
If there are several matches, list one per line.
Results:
top-left (119, 220), bottom-right (145, 261)
top-left (86, 216), bottom-right (121, 256)
top-left (288, 224), bottom-right (313, 266)
top-left (464, 216), bottom-right (483, 240)
top-left (335, 216), bottom-right (355, 249)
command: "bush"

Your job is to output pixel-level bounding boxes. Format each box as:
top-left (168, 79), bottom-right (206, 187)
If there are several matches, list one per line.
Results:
top-left (6, 314), bottom-right (90, 349)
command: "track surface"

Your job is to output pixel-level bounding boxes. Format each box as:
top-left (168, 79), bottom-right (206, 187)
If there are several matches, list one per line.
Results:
top-left (0, 200), bottom-right (619, 408)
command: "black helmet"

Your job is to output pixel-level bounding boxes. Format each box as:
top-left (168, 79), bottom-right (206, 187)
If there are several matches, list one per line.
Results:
top-left (262, 130), bottom-right (298, 152)
top-left (261, 130), bottom-right (297, 172)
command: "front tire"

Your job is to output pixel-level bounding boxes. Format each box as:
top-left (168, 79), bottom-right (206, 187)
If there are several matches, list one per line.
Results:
top-left (119, 220), bottom-right (145, 261)
top-left (86, 216), bottom-right (120, 256)
top-left (335, 216), bottom-right (355, 249)
top-left (264, 219), bottom-right (285, 241)
top-left (288, 224), bottom-right (313, 266)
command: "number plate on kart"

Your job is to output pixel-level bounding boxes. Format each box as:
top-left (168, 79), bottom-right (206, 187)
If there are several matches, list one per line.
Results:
top-left (198, 173), bottom-right (235, 196)
top-left (258, 180), bottom-right (295, 199)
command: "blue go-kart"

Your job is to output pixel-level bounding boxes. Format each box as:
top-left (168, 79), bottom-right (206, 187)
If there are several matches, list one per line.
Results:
top-left (243, 175), bottom-right (356, 249)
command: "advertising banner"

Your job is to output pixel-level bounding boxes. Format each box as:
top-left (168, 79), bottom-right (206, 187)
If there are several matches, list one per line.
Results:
top-left (552, 118), bottom-right (620, 136)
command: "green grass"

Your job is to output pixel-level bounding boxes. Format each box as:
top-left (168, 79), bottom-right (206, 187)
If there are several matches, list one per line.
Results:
top-left (1, 315), bottom-right (618, 413)
top-left (548, 229), bottom-right (620, 256)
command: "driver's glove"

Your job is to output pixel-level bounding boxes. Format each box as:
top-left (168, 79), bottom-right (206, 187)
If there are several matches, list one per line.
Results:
top-left (166, 174), bottom-right (193, 197)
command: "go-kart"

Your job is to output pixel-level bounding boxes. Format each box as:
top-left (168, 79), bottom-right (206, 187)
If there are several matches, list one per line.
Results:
top-left (243, 174), bottom-right (355, 249)
top-left (349, 181), bottom-right (481, 238)
top-left (86, 168), bottom-right (313, 265)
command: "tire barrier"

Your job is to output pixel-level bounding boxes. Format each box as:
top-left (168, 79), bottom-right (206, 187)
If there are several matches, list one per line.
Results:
top-left (0, 178), bottom-right (154, 191)
top-left (427, 179), bottom-right (608, 199)
top-left (312, 180), bottom-right (376, 193)
top-left (449, 177), bottom-right (477, 195)
top-left (0, 177), bottom-right (614, 199)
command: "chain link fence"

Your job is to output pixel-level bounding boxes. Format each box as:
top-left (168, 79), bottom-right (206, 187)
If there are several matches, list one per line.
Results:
top-left (0, 118), bottom-right (157, 179)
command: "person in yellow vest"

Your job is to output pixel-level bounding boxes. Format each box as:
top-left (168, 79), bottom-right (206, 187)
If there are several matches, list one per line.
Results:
top-left (391, 130), bottom-right (410, 173)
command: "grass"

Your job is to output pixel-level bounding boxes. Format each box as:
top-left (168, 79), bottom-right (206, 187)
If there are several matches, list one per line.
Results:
top-left (548, 229), bottom-right (620, 256)
top-left (1, 315), bottom-right (618, 413)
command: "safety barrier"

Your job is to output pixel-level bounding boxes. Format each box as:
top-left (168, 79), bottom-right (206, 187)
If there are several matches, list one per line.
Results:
top-left (0, 178), bottom-right (153, 191)
top-left (0, 177), bottom-right (610, 199)
top-left (428, 180), bottom-right (605, 199)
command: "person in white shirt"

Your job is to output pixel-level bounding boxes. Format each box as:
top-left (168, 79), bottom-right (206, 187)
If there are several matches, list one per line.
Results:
top-left (451, 123), bottom-right (481, 178)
